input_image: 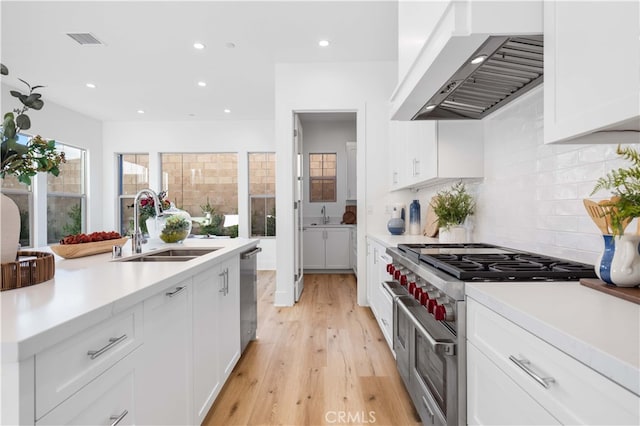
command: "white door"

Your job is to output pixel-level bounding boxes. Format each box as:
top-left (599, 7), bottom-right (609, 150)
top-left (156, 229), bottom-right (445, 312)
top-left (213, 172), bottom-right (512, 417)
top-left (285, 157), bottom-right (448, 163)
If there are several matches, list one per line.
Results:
top-left (294, 114), bottom-right (304, 301)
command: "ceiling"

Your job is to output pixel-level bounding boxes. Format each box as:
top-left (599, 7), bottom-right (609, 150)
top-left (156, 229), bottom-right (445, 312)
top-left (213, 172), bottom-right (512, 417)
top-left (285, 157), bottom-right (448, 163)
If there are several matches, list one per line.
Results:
top-left (1, 1), bottom-right (398, 122)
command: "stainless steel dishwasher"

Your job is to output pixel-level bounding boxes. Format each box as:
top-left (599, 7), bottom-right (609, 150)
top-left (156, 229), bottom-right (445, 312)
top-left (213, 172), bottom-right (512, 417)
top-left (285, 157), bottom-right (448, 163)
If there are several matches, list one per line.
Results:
top-left (240, 245), bottom-right (261, 353)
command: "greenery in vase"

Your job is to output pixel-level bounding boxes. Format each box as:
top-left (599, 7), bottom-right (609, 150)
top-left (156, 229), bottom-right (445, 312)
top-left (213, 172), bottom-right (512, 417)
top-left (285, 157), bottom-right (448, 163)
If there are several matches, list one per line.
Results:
top-left (1, 64), bottom-right (65, 185)
top-left (160, 215), bottom-right (190, 243)
top-left (591, 144), bottom-right (640, 236)
top-left (431, 181), bottom-right (475, 230)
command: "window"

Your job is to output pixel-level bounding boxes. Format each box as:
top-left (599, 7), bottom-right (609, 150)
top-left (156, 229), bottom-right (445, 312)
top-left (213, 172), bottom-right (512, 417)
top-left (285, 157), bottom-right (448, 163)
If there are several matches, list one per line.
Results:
top-left (1, 133), bottom-right (33, 247)
top-left (309, 153), bottom-right (336, 202)
top-left (161, 153), bottom-right (238, 237)
top-left (249, 152), bottom-right (276, 237)
top-left (47, 143), bottom-right (86, 243)
top-left (117, 154), bottom-right (149, 236)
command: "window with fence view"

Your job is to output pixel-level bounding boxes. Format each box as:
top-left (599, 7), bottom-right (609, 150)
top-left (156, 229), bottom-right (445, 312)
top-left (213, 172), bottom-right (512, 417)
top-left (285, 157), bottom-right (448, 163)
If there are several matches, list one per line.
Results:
top-left (249, 152), bottom-right (276, 237)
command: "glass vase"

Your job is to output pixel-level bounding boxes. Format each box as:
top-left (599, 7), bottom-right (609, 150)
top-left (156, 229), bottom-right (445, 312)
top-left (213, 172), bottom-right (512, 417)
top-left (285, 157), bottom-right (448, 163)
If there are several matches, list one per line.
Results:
top-left (158, 205), bottom-right (192, 244)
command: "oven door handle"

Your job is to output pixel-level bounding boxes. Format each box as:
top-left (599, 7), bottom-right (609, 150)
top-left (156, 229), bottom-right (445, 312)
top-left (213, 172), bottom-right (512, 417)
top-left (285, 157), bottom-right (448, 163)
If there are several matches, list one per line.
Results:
top-left (397, 297), bottom-right (456, 356)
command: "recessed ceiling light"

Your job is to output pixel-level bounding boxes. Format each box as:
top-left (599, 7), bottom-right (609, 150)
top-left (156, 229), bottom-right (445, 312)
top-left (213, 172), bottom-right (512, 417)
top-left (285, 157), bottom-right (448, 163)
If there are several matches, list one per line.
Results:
top-left (193, 42), bottom-right (205, 50)
top-left (224, 109), bottom-right (231, 114)
top-left (318, 40), bottom-right (330, 47)
top-left (197, 81), bottom-right (207, 87)
top-left (85, 83), bottom-right (96, 88)
top-left (471, 54), bottom-right (487, 65)
top-left (225, 42), bottom-right (236, 49)
top-left (137, 110), bottom-right (145, 114)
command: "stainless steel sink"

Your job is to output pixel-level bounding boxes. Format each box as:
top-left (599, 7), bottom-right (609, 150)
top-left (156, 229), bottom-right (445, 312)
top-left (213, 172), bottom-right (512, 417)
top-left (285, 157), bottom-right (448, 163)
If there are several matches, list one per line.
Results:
top-left (116, 247), bottom-right (220, 262)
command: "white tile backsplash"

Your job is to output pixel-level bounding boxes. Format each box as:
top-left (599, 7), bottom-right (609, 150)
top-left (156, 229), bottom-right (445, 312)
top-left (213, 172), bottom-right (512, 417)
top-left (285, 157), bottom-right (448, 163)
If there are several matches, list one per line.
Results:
top-left (401, 86), bottom-right (640, 265)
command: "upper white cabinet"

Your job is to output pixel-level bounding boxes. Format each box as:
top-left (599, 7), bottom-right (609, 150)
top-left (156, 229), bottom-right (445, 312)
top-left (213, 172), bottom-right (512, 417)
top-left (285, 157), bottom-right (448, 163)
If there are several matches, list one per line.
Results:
top-left (544, 1), bottom-right (640, 144)
top-left (389, 120), bottom-right (483, 190)
top-left (346, 142), bottom-right (357, 200)
top-left (391, 0), bottom-right (542, 120)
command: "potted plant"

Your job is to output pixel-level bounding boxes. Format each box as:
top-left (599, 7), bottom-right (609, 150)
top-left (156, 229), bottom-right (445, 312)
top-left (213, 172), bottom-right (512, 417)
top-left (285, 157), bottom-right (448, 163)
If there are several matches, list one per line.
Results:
top-left (589, 145), bottom-right (640, 287)
top-left (1, 64), bottom-right (66, 263)
top-left (431, 181), bottom-right (475, 243)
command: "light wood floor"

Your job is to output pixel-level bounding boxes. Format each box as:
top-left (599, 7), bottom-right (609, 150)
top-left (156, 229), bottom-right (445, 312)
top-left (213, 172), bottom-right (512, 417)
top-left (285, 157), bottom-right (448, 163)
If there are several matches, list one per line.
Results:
top-left (203, 272), bottom-right (421, 426)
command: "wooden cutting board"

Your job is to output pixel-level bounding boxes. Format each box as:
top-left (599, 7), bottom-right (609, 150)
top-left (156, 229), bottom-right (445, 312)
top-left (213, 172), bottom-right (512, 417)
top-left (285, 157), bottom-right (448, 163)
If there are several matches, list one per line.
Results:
top-left (423, 197), bottom-right (439, 237)
top-left (579, 278), bottom-right (640, 304)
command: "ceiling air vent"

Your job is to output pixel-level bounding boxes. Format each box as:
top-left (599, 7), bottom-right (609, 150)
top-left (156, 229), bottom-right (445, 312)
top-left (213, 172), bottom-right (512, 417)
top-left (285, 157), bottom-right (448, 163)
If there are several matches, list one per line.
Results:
top-left (66, 33), bottom-right (104, 46)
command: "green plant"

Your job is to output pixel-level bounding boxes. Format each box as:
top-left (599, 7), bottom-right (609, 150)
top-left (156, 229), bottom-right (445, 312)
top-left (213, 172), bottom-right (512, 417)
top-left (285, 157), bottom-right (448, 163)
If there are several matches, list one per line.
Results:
top-left (200, 197), bottom-right (215, 215)
top-left (1, 64), bottom-right (65, 185)
top-left (160, 215), bottom-right (190, 243)
top-left (62, 203), bottom-right (82, 236)
top-left (591, 145), bottom-right (640, 236)
top-left (431, 181), bottom-right (475, 230)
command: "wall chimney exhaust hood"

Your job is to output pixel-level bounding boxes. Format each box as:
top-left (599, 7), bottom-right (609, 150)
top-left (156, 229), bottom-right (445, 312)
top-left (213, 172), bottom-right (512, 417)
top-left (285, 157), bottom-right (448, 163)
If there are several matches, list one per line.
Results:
top-left (390, 1), bottom-right (544, 121)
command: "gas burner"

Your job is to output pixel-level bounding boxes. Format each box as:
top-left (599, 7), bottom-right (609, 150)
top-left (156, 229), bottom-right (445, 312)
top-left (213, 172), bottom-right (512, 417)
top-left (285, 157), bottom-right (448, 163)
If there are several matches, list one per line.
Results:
top-left (396, 242), bottom-right (598, 281)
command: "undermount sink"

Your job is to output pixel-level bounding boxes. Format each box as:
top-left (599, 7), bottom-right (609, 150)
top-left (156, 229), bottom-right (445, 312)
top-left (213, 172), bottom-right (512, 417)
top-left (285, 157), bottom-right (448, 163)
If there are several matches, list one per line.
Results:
top-left (117, 247), bottom-right (220, 262)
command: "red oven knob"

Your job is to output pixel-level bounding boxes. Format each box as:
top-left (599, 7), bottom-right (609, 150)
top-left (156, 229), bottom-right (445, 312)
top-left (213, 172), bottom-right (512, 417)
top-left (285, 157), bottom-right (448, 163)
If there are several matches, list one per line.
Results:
top-left (386, 263), bottom-right (392, 273)
top-left (434, 304), bottom-right (455, 321)
top-left (408, 281), bottom-right (416, 294)
top-left (414, 287), bottom-right (424, 301)
top-left (427, 298), bottom-right (438, 313)
top-left (394, 269), bottom-right (403, 281)
top-left (400, 275), bottom-right (408, 286)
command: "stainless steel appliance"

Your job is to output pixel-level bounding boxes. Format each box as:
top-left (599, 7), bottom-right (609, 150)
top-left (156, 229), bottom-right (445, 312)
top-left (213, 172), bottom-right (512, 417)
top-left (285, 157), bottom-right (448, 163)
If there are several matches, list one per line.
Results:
top-left (240, 246), bottom-right (261, 353)
top-left (383, 243), bottom-right (597, 426)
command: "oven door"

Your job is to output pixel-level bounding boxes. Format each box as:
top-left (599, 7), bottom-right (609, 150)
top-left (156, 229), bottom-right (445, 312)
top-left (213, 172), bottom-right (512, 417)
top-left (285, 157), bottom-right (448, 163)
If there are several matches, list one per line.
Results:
top-left (398, 298), bottom-right (458, 426)
top-left (382, 281), bottom-right (411, 386)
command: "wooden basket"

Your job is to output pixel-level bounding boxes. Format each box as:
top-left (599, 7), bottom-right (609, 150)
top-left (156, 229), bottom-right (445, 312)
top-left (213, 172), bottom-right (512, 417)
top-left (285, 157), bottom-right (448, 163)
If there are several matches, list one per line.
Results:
top-left (50, 237), bottom-right (129, 259)
top-left (1, 251), bottom-right (55, 292)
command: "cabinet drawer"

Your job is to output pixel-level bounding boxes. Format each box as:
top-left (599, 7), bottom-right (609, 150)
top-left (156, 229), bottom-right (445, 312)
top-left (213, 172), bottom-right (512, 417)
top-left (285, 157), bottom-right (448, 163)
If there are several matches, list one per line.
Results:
top-left (467, 298), bottom-right (639, 425)
top-left (373, 282), bottom-right (393, 351)
top-left (37, 349), bottom-right (138, 425)
top-left (35, 303), bottom-right (143, 419)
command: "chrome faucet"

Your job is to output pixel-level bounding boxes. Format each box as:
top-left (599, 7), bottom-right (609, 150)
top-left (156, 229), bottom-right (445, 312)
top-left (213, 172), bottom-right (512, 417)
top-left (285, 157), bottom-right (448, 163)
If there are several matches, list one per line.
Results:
top-left (321, 205), bottom-right (329, 224)
top-left (132, 189), bottom-right (163, 254)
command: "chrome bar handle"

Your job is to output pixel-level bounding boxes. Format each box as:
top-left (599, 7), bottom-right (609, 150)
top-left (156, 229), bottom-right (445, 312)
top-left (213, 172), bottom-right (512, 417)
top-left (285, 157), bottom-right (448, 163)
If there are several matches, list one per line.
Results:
top-left (165, 286), bottom-right (185, 298)
top-left (509, 355), bottom-right (555, 389)
top-left (241, 247), bottom-right (262, 259)
top-left (109, 409), bottom-right (129, 426)
top-left (219, 271), bottom-right (226, 293)
top-left (397, 297), bottom-right (455, 355)
top-left (87, 334), bottom-right (127, 360)
top-left (421, 395), bottom-right (435, 423)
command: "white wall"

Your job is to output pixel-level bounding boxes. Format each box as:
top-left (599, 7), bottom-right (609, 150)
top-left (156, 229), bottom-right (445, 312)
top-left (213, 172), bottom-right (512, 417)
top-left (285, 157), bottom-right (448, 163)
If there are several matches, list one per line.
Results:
top-left (275, 61), bottom-right (397, 306)
top-left (391, 86), bottom-right (638, 265)
top-left (101, 120), bottom-right (277, 269)
top-left (2, 83), bottom-right (103, 246)
top-left (301, 119), bottom-right (356, 223)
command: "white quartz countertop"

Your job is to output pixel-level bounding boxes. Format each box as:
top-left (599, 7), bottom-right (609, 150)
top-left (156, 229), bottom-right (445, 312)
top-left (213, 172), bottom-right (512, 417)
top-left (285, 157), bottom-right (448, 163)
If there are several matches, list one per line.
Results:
top-left (367, 233), bottom-right (440, 247)
top-left (466, 282), bottom-right (640, 396)
top-left (1, 237), bottom-right (258, 363)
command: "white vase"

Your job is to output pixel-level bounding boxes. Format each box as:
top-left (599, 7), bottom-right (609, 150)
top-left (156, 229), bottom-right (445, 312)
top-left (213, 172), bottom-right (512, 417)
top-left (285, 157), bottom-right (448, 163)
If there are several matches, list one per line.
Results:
top-left (1, 193), bottom-right (21, 263)
top-left (596, 234), bottom-right (640, 287)
top-left (439, 225), bottom-right (466, 243)
top-left (146, 216), bottom-right (163, 240)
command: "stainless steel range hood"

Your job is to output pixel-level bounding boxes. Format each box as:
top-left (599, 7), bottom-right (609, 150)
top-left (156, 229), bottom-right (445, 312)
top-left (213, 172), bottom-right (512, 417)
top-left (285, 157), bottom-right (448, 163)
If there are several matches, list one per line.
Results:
top-left (413, 35), bottom-right (543, 120)
top-left (390, 0), bottom-right (544, 121)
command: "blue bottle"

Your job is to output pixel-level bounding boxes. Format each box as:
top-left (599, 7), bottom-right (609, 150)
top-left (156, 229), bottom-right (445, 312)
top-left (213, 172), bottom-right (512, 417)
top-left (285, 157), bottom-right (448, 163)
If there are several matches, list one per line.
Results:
top-left (409, 199), bottom-right (421, 235)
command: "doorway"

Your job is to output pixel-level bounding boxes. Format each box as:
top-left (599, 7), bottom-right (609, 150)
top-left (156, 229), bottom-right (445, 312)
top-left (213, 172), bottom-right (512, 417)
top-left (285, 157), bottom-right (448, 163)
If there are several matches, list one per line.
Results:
top-left (293, 111), bottom-right (357, 301)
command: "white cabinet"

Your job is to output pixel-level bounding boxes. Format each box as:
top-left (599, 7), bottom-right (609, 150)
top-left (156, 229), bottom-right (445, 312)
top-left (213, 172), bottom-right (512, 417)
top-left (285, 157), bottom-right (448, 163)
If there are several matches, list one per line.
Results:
top-left (192, 256), bottom-right (241, 424)
top-left (346, 142), bottom-right (357, 200)
top-left (137, 281), bottom-right (192, 426)
top-left (467, 297), bottom-right (640, 425)
top-left (37, 349), bottom-right (138, 426)
top-left (544, 0), bottom-right (640, 144)
top-left (389, 121), bottom-right (483, 190)
top-left (35, 303), bottom-right (143, 420)
top-left (303, 227), bottom-right (351, 270)
top-left (366, 237), bottom-right (393, 351)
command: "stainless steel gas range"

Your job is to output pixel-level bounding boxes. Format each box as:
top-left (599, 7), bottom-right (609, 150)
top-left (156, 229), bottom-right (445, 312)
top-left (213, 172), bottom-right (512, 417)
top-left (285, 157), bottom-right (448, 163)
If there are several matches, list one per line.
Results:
top-left (382, 243), bottom-right (597, 426)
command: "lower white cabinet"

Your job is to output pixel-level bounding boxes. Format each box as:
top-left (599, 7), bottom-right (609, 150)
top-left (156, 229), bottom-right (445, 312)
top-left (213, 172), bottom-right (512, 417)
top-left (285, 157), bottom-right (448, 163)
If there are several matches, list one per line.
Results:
top-left (366, 237), bottom-right (393, 351)
top-left (193, 256), bottom-right (240, 424)
top-left (137, 281), bottom-right (192, 425)
top-left (303, 227), bottom-right (351, 270)
top-left (467, 297), bottom-right (639, 425)
top-left (37, 348), bottom-right (138, 426)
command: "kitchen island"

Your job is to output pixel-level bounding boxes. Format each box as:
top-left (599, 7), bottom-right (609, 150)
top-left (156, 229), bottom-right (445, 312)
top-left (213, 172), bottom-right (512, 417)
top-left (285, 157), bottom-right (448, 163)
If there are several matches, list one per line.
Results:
top-left (1, 237), bottom-right (259, 425)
